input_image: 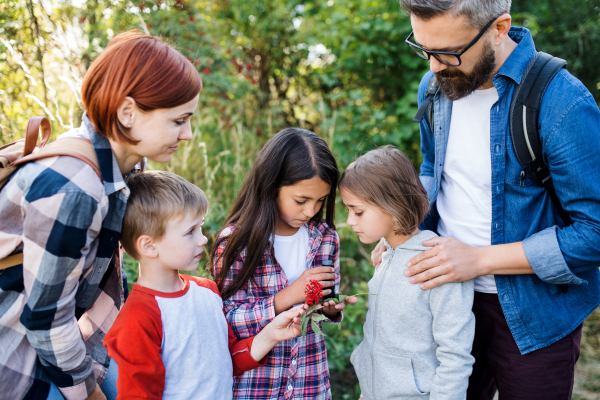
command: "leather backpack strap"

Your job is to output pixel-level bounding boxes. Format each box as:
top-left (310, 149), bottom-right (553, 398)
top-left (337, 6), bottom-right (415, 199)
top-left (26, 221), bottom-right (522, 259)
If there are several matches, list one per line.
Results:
top-left (24, 117), bottom-right (51, 157)
top-left (13, 137), bottom-right (102, 182)
top-left (0, 253), bottom-right (23, 271)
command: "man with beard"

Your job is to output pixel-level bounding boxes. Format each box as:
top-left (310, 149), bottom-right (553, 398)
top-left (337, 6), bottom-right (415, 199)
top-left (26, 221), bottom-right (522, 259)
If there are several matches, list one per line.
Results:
top-left (371, 1), bottom-right (600, 399)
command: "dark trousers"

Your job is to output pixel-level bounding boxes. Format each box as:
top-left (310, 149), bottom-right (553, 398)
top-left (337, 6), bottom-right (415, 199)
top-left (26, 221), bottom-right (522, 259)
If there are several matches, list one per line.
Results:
top-left (467, 292), bottom-right (582, 400)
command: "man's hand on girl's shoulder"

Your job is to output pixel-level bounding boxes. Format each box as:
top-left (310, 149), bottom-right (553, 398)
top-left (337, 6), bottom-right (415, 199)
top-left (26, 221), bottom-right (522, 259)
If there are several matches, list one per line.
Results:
top-left (405, 237), bottom-right (485, 289)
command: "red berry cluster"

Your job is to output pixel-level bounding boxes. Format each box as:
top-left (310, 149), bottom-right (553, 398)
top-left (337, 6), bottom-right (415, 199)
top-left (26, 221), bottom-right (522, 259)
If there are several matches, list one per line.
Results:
top-left (305, 280), bottom-right (323, 306)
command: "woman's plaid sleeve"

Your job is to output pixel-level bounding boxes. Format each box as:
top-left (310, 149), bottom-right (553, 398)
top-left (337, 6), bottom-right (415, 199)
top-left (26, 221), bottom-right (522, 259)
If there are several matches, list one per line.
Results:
top-left (20, 190), bottom-right (103, 399)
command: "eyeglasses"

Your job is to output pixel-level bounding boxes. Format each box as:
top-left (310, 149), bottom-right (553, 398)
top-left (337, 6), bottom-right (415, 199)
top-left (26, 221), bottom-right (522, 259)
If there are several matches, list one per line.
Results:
top-left (405, 13), bottom-right (505, 67)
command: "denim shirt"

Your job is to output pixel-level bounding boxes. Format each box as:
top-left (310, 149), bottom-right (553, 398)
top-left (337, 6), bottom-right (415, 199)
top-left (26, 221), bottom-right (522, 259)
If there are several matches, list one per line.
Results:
top-left (418, 27), bottom-right (600, 354)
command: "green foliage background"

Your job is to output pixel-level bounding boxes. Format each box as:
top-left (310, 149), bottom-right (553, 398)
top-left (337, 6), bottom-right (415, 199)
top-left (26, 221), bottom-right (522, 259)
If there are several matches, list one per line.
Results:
top-left (2, 0), bottom-right (599, 398)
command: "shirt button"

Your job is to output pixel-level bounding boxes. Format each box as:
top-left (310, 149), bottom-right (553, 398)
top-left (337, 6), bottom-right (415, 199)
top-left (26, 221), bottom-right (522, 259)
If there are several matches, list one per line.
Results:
top-left (292, 359), bottom-right (297, 365)
top-left (495, 144), bottom-right (501, 153)
top-left (504, 294), bottom-right (509, 301)
top-left (288, 385), bottom-right (293, 391)
top-left (496, 223), bottom-right (499, 229)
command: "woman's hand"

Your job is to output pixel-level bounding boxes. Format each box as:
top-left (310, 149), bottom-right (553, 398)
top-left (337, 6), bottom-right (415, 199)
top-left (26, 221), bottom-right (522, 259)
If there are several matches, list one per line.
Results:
top-left (322, 296), bottom-right (358, 319)
top-left (274, 267), bottom-right (336, 314)
top-left (250, 305), bottom-right (306, 361)
top-left (371, 239), bottom-right (386, 269)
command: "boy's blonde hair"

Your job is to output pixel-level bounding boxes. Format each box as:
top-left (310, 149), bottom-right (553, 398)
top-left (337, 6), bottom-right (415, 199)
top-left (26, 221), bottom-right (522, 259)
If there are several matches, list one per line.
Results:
top-left (339, 146), bottom-right (430, 236)
top-left (121, 171), bottom-right (208, 260)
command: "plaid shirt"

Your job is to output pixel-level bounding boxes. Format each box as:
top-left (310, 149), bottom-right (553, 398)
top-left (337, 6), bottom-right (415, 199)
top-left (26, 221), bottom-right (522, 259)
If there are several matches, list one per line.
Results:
top-left (0, 114), bottom-right (129, 400)
top-left (213, 221), bottom-right (342, 400)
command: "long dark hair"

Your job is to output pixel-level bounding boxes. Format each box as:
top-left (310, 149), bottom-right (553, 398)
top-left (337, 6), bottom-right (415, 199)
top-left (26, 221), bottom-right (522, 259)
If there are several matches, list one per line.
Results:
top-left (211, 128), bottom-right (339, 300)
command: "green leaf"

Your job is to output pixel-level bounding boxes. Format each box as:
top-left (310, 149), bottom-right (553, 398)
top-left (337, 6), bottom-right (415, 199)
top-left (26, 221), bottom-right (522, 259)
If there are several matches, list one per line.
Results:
top-left (336, 294), bottom-right (349, 302)
top-left (306, 303), bottom-right (323, 315)
top-left (311, 313), bottom-right (328, 322)
top-left (311, 318), bottom-right (326, 337)
top-left (301, 314), bottom-right (309, 340)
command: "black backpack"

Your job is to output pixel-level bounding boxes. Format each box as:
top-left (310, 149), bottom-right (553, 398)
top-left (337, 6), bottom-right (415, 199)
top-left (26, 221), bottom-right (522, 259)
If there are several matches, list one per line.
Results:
top-left (414, 52), bottom-right (572, 227)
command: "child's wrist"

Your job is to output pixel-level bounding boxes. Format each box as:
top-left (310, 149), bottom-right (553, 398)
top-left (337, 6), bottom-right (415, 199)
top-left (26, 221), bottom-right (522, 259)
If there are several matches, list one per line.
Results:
top-left (258, 323), bottom-right (279, 346)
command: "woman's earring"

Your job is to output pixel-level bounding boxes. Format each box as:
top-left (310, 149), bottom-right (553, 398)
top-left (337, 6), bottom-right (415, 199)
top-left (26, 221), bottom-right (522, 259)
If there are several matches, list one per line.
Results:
top-left (127, 124), bottom-right (131, 128)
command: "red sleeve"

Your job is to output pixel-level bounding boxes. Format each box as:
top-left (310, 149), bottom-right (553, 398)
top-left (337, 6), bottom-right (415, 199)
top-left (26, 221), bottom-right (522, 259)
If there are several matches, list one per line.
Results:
top-left (185, 275), bottom-right (267, 375)
top-left (103, 288), bottom-right (165, 400)
top-left (228, 323), bottom-right (267, 375)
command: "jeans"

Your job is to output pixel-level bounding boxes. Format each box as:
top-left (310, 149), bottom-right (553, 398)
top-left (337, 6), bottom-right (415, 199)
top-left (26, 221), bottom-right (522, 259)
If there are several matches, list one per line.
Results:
top-left (47, 358), bottom-right (118, 400)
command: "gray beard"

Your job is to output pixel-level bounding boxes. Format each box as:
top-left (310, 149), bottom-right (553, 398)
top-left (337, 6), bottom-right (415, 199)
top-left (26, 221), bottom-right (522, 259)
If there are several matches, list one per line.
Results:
top-left (435, 41), bottom-right (497, 101)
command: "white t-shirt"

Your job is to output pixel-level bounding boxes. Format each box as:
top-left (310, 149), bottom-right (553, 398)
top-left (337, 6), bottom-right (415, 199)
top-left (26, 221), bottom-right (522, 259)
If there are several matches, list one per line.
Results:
top-left (437, 87), bottom-right (499, 293)
top-left (273, 225), bottom-right (309, 285)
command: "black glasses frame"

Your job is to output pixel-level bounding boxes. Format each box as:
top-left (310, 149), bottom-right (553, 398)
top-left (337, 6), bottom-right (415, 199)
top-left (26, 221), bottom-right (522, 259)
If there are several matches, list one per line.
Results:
top-left (405, 13), bottom-right (505, 67)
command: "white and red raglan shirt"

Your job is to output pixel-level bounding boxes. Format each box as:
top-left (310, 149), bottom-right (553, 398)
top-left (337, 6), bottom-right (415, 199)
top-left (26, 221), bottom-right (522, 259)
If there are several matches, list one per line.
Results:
top-left (103, 275), bottom-right (266, 400)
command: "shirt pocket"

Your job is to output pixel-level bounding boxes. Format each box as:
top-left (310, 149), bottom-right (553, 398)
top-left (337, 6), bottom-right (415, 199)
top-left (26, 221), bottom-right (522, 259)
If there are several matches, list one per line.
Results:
top-left (373, 352), bottom-right (427, 398)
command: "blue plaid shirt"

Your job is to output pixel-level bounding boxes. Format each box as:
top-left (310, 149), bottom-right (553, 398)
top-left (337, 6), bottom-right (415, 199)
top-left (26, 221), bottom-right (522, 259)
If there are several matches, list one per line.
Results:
top-left (0, 114), bottom-right (129, 400)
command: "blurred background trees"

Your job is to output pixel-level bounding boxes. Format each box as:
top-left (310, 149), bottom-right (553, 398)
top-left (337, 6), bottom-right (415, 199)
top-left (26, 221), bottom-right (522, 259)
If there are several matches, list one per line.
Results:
top-left (2, 0), bottom-right (599, 398)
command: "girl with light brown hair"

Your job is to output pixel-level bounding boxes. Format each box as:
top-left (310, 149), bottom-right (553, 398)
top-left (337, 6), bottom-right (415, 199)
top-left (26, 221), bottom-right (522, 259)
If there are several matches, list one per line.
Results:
top-left (339, 146), bottom-right (476, 400)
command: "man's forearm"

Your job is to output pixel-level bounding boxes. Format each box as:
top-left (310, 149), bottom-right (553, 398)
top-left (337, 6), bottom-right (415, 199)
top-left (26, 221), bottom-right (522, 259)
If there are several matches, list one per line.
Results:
top-left (406, 237), bottom-right (535, 289)
top-left (479, 242), bottom-right (534, 276)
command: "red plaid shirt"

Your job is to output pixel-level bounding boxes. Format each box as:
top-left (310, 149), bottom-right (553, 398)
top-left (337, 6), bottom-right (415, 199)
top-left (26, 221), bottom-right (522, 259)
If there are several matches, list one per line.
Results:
top-left (213, 220), bottom-right (341, 400)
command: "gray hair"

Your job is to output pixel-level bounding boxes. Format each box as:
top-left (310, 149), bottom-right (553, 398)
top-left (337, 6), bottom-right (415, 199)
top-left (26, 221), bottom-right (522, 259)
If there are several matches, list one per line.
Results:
top-left (399, 0), bottom-right (511, 29)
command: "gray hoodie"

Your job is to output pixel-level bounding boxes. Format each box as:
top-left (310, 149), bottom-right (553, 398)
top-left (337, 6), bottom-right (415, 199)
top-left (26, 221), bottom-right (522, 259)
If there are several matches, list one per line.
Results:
top-left (350, 230), bottom-right (475, 400)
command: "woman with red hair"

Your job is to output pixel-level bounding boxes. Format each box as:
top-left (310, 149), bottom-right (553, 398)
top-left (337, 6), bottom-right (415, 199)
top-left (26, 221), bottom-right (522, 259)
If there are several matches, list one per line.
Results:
top-left (0, 30), bottom-right (202, 400)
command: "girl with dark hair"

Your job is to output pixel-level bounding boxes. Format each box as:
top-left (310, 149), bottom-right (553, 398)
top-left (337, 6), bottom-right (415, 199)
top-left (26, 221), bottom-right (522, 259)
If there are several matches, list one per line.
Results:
top-left (211, 128), bottom-right (356, 400)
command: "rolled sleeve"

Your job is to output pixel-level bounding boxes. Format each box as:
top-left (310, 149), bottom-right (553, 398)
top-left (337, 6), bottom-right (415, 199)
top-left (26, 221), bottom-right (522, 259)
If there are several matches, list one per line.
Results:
top-left (522, 226), bottom-right (584, 285)
top-left (528, 92), bottom-right (600, 279)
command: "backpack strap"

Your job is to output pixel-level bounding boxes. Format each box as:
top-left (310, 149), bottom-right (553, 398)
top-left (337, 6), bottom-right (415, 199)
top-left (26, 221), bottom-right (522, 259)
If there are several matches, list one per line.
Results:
top-left (414, 75), bottom-right (439, 134)
top-left (509, 52), bottom-right (570, 226)
top-left (13, 137), bottom-right (102, 182)
top-left (24, 117), bottom-right (52, 156)
top-left (0, 138), bottom-right (101, 272)
top-left (0, 253), bottom-right (23, 270)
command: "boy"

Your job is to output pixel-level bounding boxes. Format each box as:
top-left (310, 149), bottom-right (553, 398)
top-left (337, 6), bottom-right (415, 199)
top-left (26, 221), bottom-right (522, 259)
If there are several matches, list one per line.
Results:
top-left (103, 171), bottom-right (304, 400)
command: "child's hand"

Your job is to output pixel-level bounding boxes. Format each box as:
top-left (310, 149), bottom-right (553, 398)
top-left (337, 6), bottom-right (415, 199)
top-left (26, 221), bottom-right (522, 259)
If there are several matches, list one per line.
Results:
top-left (266, 304), bottom-right (307, 342)
top-left (274, 267), bottom-right (336, 313)
top-left (321, 296), bottom-right (358, 319)
top-left (251, 305), bottom-right (307, 361)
